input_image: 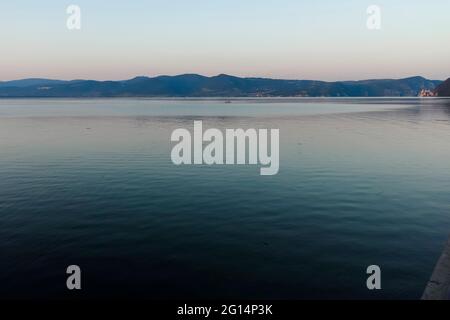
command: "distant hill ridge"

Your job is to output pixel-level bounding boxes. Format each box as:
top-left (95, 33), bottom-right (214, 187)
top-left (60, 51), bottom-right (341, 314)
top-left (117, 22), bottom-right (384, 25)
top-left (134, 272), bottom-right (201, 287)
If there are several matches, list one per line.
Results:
top-left (435, 78), bottom-right (450, 97)
top-left (0, 74), bottom-right (444, 97)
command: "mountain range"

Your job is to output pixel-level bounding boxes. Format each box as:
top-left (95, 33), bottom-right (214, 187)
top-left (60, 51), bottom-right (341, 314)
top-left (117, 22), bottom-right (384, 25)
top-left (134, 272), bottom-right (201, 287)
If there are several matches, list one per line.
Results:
top-left (0, 74), bottom-right (445, 98)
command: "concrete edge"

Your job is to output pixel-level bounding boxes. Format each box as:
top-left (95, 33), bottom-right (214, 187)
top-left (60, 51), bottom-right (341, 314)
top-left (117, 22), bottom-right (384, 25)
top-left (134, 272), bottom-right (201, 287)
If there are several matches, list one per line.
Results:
top-left (422, 235), bottom-right (450, 300)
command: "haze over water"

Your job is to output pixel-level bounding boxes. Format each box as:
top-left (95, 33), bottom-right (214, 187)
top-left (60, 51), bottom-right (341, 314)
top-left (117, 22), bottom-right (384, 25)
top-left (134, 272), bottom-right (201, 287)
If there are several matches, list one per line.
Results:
top-left (1, 98), bottom-right (450, 299)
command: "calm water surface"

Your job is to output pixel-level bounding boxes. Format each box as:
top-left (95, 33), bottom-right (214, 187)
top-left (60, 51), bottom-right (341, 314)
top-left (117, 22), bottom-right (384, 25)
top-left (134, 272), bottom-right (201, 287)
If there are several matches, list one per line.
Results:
top-left (0, 98), bottom-right (449, 299)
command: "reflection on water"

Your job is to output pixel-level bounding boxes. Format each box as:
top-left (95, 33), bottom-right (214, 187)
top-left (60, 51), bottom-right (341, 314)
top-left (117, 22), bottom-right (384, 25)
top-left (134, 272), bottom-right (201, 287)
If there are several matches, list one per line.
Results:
top-left (0, 98), bottom-right (449, 299)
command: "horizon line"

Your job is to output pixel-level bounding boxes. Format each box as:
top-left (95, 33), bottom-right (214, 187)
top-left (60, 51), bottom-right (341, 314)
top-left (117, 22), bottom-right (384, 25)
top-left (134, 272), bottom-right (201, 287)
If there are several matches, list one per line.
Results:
top-left (0, 73), bottom-right (447, 83)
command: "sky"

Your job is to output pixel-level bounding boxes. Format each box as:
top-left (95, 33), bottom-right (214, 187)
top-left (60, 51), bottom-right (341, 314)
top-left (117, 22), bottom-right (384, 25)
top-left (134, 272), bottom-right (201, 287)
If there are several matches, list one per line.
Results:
top-left (0, 0), bottom-right (449, 81)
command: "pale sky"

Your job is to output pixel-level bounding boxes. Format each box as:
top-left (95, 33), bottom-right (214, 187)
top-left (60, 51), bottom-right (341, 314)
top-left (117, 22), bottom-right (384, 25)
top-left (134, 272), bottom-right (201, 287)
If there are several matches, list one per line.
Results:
top-left (1, 0), bottom-right (449, 81)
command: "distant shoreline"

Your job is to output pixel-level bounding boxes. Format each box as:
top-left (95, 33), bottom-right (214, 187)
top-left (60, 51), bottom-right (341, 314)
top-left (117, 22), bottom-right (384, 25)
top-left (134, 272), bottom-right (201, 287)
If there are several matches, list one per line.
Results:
top-left (0, 74), bottom-right (444, 98)
top-left (1, 96), bottom-right (449, 100)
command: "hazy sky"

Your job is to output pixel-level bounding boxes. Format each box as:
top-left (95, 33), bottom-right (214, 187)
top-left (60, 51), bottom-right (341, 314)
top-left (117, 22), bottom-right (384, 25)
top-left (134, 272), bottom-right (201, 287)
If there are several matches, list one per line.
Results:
top-left (1, 0), bottom-right (449, 81)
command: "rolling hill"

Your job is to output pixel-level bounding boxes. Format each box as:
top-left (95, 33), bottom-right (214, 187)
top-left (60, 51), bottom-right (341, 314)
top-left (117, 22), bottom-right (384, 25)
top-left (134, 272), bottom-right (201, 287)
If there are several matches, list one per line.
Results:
top-left (0, 74), bottom-right (443, 98)
top-left (435, 78), bottom-right (450, 96)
